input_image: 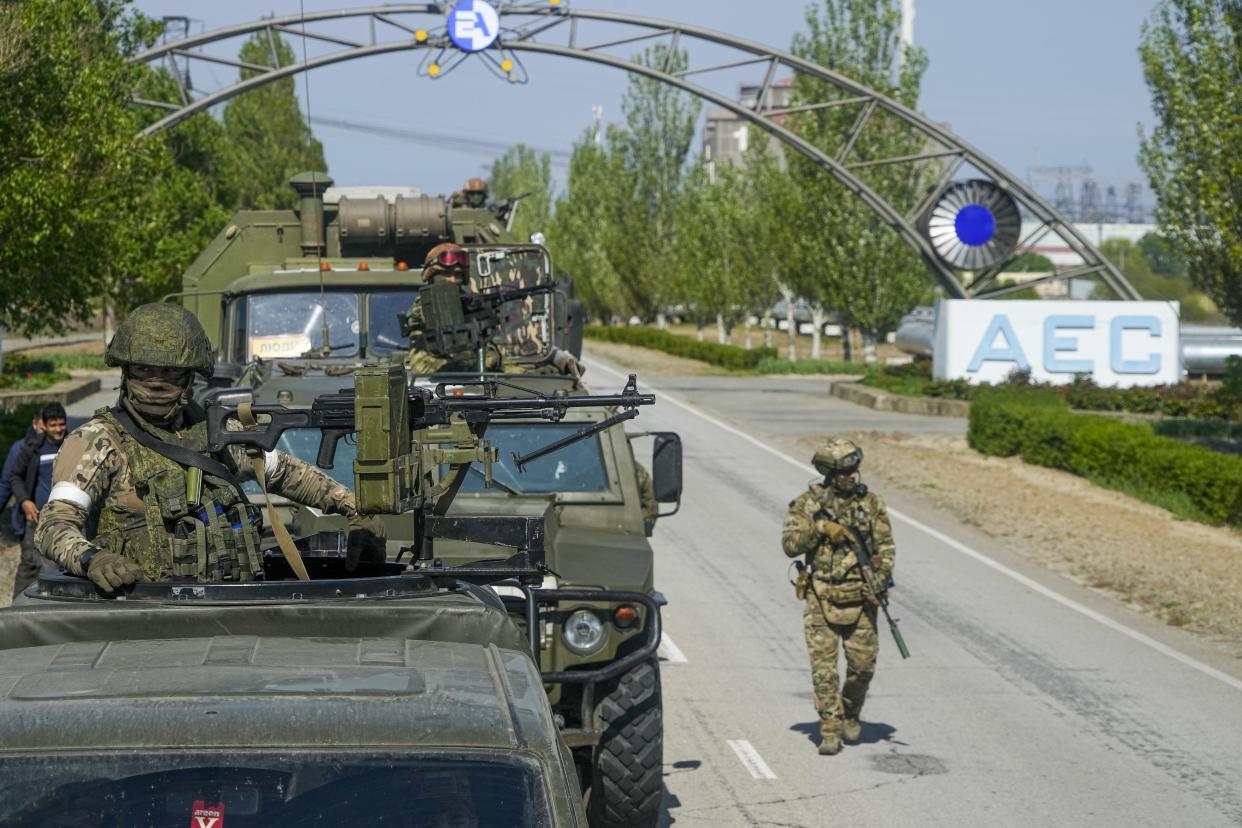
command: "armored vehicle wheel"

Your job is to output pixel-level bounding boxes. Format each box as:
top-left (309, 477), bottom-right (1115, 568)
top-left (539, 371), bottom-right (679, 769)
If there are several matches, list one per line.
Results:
top-left (588, 655), bottom-right (663, 828)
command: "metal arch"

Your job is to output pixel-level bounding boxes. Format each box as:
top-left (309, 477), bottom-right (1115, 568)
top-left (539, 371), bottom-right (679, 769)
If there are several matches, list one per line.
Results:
top-left (129, 4), bottom-right (1138, 301)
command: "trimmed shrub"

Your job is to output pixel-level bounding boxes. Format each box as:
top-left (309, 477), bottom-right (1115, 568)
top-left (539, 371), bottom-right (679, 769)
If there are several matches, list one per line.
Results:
top-left (969, 388), bottom-right (1242, 526)
top-left (756, 357), bottom-right (866, 375)
top-left (585, 325), bottom-right (777, 370)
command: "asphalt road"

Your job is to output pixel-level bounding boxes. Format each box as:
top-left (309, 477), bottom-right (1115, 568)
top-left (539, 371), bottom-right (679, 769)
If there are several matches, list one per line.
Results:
top-left (585, 353), bottom-right (1242, 828)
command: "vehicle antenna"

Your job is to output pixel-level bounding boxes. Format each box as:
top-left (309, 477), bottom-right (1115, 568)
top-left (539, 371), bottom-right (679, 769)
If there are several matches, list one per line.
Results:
top-left (296, 0), bottom-right (331, 357)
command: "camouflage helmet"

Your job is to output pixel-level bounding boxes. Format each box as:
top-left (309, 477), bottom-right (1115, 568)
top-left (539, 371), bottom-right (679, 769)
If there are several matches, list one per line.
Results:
top-left (422, 242), bottom-right (469, 282)
top-left (105, 303), bottom-right (215, 377)
top-left (464, 177), bottom-right (487, 193)
top-left (812, 437), bottom-right (863, 476)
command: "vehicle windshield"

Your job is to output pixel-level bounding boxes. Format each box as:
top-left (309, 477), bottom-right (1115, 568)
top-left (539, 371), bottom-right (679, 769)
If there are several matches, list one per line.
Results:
top-left (244, 292), bottom-right (360, 360)
top-left (454, 424), bottom-right (610, 494)
top-left (253, 424), bottom-right (610, 496)
top-left (368, 290), bottom-right (419, 354)
top-left (0, 751), bottom-right (549, 827)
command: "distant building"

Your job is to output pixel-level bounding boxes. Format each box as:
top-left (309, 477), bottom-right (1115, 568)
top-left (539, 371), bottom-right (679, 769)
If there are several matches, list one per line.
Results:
top-left (702, 79), bottom-right (794, 168)
top-left (1017, 221), bottom-right (1156, 268)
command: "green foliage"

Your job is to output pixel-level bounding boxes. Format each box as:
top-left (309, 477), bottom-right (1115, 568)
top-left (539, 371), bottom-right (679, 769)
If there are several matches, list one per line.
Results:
top-left (1137, 231), bottom-right (1187, 279)
top-left (1140, 0), bottom-right (1242, 324)
top-left (0, 370), bottom-right (71, 391)
top-left (1006, 252), bottom-right (1056, 272)
top-left (489, 144), bottom-right (552, 243)
top-left (969, 389), bottom-right (1242, 525)
top-left (221, 32), bottom-right (327, 211)
top-left (0, 2), bottom-right (329, 333)
top-left (0, 0), bottom-right (161, 334)
top-left (551, 45), bottom-right (700, 321)
top-left (755, 357), bottom-right (867, 375)
top-left (1093, 237), bottom-right (1214, 321)
top-left (584, 326), bottom-right (776, 370)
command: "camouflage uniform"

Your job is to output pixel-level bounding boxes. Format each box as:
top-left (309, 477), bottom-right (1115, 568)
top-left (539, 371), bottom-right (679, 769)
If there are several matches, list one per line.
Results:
top-left (635, 463), bottom-right (658, 535)
top-left (782, 438), bottom-right (895, 753)
top-left (449, 177), bottom-right (488, 209)
top-left (36, 303), bottom-right (380, 585)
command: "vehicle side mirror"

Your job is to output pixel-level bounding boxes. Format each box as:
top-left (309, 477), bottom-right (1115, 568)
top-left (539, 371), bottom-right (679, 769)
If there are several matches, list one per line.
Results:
top-left (652, 432), bottom-right (682, 516)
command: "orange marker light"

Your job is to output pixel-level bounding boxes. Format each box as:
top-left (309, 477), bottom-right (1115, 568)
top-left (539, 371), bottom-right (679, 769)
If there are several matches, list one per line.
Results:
top-left (613, 606), bottom-right (639, 628)
top-left (319, 261), bottom-right (331, 271)
top-left (358, 261), bottom-right (370, 271)
top-left (396, 262), bottom-right (409, 271)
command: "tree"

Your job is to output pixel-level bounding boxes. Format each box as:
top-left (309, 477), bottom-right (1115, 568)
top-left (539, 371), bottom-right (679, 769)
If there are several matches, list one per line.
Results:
top-left (1098, 237), bottom-right (1214, 321)
top-left (1137, 231), bottom-right (1187, 280)
top-left (221, 31), bottom-right (327, 210)
top-left (0, 0), bottom-right (167, 335)
top-left (780, 0), bottom-right (936, 361)
top-left (489, 144), bottom-right (553, 243)
top-left (1139, 0), bottom-right (1241, 322)
top-left (1006, 252), bottom-right (1056, 273)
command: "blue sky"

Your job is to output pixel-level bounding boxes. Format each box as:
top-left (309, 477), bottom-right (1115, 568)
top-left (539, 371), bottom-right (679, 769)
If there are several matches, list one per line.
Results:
top-left (133, 1), bottom-right (1159, 206)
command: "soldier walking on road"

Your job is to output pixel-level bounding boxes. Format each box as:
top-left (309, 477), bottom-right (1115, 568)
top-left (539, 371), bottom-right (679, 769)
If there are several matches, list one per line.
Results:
top-left (35, 303), bottom-right (385, 592)
top-left (783, 437), bottom-right (895, 755)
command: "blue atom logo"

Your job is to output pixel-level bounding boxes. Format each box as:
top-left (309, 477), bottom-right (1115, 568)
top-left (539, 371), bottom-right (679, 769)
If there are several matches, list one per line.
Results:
top-left (954, 203), bottom-right (997, 246)
top-left (448, 0), bottom-right (500, 53)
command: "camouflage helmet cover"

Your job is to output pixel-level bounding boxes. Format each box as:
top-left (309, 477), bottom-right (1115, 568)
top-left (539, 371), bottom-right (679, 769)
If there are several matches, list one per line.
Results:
top-left (812, 437), bottom-right (863, 475)
top-left (464, 177), bottom-right (487, 193)
top-left (105, 303), bottom-right (215, 377)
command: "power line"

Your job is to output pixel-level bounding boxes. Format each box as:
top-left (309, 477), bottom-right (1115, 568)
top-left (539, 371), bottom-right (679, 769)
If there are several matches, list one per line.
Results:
top-left (308, 116), bottom-right (573, 166)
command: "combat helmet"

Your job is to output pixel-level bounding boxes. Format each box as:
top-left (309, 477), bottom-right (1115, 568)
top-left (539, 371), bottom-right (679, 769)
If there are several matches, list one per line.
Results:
top-left (464, 177), bottom-right (487, 194)
top-left (106, 303), bottom-right (215, 377)
top-left (812, 437), bottom-right (863, 476)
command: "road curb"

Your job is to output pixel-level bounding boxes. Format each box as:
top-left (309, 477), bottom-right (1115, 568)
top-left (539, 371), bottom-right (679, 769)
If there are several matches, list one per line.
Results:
top-left (830, 380), bottom-right (970, 418)
top-left (0, 376), bottom-right (102, 413)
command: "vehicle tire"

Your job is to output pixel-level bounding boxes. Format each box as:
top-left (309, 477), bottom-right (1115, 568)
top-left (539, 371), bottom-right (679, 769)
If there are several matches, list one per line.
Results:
top-left (588, 656), bottom-right (663, 828)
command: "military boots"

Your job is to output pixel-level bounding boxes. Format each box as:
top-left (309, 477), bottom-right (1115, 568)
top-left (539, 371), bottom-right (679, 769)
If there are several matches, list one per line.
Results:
top-left (843, 718), bottom-right (862, 742)
top-left (818, 721), bottom-right (842, 756)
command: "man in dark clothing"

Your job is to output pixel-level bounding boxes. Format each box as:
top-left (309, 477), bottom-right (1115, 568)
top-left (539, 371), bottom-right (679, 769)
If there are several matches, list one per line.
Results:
top-left (8, 402), bottom-right (67, 597)
top-left (0, 413), bottom-right (44, 540)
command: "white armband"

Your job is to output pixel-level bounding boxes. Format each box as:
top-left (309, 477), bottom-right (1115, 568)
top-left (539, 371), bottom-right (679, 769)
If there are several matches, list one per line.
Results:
top-left (265, 449), bottom-right (280, 479)
top-left (48, 481), bottom-right (92, 510)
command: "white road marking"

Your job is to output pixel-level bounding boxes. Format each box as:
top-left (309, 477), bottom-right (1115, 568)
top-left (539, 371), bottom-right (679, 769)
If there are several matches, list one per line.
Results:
top-left (726, 739), bottom-right (778, 779)
top-left (592, 359), bottom-right (1242, 694)
top-left (658, 634), bottom-right (688, 663)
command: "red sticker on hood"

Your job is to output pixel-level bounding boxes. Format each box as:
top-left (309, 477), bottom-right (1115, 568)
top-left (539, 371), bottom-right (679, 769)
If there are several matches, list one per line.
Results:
top-left (189, 800), bottom-right (224, 828)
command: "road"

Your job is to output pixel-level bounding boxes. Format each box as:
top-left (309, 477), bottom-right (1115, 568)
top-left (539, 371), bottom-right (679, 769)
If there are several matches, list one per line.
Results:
top-left (584, 352), bottom-right (1242, 827)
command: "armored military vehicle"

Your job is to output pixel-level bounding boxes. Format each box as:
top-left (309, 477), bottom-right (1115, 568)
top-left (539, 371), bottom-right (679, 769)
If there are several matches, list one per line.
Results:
top-left (173, 177), bottom-right (679, 827)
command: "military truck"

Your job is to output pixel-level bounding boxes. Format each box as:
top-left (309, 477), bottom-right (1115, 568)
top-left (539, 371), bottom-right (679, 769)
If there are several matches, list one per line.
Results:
top-left (172, 180), bottom-right (681, 827)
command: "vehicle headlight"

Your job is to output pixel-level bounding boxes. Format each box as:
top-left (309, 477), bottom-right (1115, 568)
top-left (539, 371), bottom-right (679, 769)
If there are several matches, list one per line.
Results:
top-left (562, 609), bottom-right (607, 656)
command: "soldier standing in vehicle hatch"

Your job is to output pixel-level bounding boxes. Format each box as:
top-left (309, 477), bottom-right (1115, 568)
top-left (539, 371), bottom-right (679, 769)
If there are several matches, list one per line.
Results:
top-left (34, 303), bottom-right (385, 593)
top-left (782, 437), bottom-right (895, 755)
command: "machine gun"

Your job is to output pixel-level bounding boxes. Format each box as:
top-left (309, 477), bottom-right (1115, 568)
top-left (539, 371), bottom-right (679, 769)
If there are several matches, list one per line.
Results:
top-left (205, 362), bottom-right (654, 566)
top-left (844, 525), bottom-right (911, 659)
top-left (399, 280), bottom-right (553, 359)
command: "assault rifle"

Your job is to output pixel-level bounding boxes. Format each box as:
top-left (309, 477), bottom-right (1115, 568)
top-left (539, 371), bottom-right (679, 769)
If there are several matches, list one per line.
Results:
top-left (399, 280), bottom-right (553, 358)
top-left (844, 525), bottom-right (911, 659)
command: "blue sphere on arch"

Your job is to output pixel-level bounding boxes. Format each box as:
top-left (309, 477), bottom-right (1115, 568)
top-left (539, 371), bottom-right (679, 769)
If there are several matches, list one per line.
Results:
top-left (955, 204), bottom-right (997, 247)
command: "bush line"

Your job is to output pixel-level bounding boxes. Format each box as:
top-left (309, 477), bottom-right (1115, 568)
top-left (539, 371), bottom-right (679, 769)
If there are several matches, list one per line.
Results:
top-left (968, 387), bottom-right (1242, 526)
top-left (584, 325), bottom-right (777, 370)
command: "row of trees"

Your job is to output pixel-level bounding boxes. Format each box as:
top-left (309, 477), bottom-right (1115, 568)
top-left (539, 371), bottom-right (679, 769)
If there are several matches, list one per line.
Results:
top-left (0, 0), bottom-right (325, 336)
top-left (501, 0), bottom-right (940, 361)
top-left (489, 0), bottom-right (1237, 356)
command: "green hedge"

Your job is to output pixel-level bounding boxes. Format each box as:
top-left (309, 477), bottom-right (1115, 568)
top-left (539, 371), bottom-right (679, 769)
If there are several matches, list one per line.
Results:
top-left (756, 357), bottom-right (866, 375)
top-left (968, 388), bottom-right (1242, 526)
top-left (584, 325), bottom-right (777, 370)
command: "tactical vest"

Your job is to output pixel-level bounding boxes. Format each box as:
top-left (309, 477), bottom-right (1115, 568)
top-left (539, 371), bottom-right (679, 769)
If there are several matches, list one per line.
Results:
top-left (810, 487), bottom-right (874, 596)
top-left (93, 407), bottom-right (265, 582)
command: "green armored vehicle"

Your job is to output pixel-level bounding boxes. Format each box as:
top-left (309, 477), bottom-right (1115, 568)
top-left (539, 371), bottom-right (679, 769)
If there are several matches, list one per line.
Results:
top-left (0, 571), bottom-right (585, 826)
top-left (173, 176), bottom-right (681, 827)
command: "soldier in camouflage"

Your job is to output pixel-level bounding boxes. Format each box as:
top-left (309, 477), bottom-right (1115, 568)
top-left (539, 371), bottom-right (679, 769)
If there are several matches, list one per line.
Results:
top-left (406, 243), bottom-right (581, 378)
top-left (36, 303), bottom-right (385, 592)
top-left (449, 177), bottom-right (489, 209)
top-left (782, 437), bottom-right (895, 756)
